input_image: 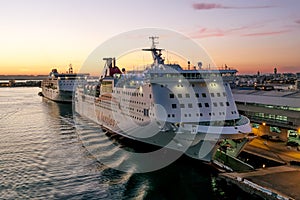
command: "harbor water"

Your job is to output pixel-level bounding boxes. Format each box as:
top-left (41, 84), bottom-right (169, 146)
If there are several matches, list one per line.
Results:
top-left (0, 87), bottom-right (262, 199)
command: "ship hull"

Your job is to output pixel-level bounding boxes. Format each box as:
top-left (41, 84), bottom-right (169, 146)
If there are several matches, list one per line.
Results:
top-left (42, 87), bottom-right (73, 103)
top-left (75, 90), bottom-right (250, 162)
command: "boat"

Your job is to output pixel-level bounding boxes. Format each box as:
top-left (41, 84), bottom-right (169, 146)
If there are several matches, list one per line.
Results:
top-left (74, 37), bottom-right (251, 163)
top-left (40, 64), bottom-right (89, 103)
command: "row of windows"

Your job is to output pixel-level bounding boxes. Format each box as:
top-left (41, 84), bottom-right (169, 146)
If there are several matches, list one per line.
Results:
top-left (58, 81), bottom-right (85, 86)
top-left (171, 102), bottom-right (230, 109)
top-left (122, 111), bottom-right (145, 121)
top-left (118, 106), bottom-right (145, 116)
top-left (103, 89), bottom-right (228, 101)
top-left (244, 111), bottom-right (291, 125)
top-left (169, 92), bottom-right (226, 99)
top-left (159, 82), bottom-right (228, 88)
top-left (167, 111), bottom-right (235, 118)
top-left (151, 73), bottom-right (221, 79)
top-left (114, 90), bottom-right (144, 97)
top-left (98, 101), bottom-right (147, 121)
top-left (236, 101), bottom-right (300, 112)
top-left (123, 106), bottom-right (134, 111)
top-left (254, 112), bottom-right (288, 121)
top-left (59, 83), bottom-right (74, 86)
top-left (122, 98), bottom-right (147, 105)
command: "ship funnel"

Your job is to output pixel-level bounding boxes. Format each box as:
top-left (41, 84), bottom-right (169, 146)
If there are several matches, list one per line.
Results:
top-left (103, 58), bottom-right (113, 68)
top-left (113, 58), bottom-right (116, 68)
top-left (101, 58), bottom-right (113, 78)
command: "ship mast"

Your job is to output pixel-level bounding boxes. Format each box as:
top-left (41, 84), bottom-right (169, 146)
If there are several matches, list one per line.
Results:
top-left (149, 36), bottom-right (159, 48)
top-left (68, 64), bottom-right (73, 74)
top-left (142, 36), bottom-right (165, 65)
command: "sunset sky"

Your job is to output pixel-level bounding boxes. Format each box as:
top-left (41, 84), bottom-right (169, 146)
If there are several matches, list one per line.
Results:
top-left (0, 0), bottom-right (300, 75)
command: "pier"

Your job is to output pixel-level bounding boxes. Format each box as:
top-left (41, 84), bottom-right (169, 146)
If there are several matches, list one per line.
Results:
top-left (220, 166), bottom-right (298, 200)
top-left (218, 137), bottom-right (300, 200)
top-left (223, 80), bottom-right (300, 199)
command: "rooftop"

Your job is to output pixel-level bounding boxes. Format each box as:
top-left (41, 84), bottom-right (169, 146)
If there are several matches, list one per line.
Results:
top-left (232, 89), bottom-right (300, 108)
top-left (232, 89), bottom-right (300, 98)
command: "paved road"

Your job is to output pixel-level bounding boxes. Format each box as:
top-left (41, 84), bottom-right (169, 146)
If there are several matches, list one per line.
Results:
top-left (245, 137), bottom-right (300, 163)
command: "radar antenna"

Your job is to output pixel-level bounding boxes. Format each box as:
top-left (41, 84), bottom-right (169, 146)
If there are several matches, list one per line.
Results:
top-left (149, 36), bottom-right (159, 49)
top-left (142, 36), bottom-right (165, 65)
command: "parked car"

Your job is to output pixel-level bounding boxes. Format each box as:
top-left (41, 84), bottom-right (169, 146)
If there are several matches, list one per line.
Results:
top-left (286, 141), bottom-right (299, 147)
top-left (289, 131), bottom-right (298, 138)
top-left (268, 135), bottom-right (283, 142)
top-left (260, 135), bottom-right (270, 140)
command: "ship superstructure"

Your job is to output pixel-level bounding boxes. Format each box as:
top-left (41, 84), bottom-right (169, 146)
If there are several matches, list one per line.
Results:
top-left (75, 37), bottom-right (251, 163)
top-left (41, 64), bottom-right (89, 103)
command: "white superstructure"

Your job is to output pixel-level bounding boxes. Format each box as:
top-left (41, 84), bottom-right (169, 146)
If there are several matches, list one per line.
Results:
top-left (75, 37), bottom-right (251, 162)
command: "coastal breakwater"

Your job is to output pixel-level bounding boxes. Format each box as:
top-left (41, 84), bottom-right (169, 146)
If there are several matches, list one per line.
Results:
top-left (0, 75), bottom-right (47, 87)
top-left (0, 80), bottom-right (41, 87)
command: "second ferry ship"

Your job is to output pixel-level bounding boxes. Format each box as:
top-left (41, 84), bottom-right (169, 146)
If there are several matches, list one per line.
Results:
top-left (41, 64), bottom-right (89, 103)
top-left (75, 37), bottom-right (251, 163)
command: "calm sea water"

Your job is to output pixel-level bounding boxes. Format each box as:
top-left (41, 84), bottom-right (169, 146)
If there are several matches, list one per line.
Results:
top-left (0, 87), bottom-right (261, 199)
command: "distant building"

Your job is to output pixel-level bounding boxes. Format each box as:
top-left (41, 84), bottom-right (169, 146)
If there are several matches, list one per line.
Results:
top-left (8, 79), bottom-right (15, 87)
top-left (296, 73), bottom-right (300, 90)
top-left (274, 67), bottom-right (277, 77)
top-left (232, 89), bottom-right (300, 141)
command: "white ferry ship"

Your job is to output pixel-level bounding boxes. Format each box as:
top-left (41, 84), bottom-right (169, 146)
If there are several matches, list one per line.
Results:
top-left (75, 37), bottom-right (251, 162)
top-left (41, 64), bottom-right (89, 103)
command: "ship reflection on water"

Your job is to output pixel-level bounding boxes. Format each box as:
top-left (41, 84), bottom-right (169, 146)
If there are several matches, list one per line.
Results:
top-left (74, 114), bottom-right (262, 199)
top-left (43, 98), bottom-right (73, 117)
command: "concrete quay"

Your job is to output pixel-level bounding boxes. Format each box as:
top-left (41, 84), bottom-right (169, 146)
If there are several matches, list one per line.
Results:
top-left (218, 138), bottom-right (300, 200)
top-left (220, 166), bottom-right (299, 200)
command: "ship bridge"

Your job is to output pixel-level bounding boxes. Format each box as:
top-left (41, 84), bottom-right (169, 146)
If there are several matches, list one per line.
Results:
top-left (145, 64), bottom-right (236, 85)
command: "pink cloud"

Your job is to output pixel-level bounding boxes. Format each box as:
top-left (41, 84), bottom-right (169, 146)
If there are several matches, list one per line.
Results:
top-left (191, 26), bottom-right (251, 38)
top-left (279, 66), bottom-right (300, 73)
top-left (191, 28), bottom-right (224, 38)
top-left (295, 19), bottom-right (300, 24)
top-left (190, 26), bottom-right (291, 39)
top-left (192, 3), bottom-right (224, 10)
top-left (241, 30), bottom-right (291, 37)
top-left (192, 3), bottom-right (273, 10)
